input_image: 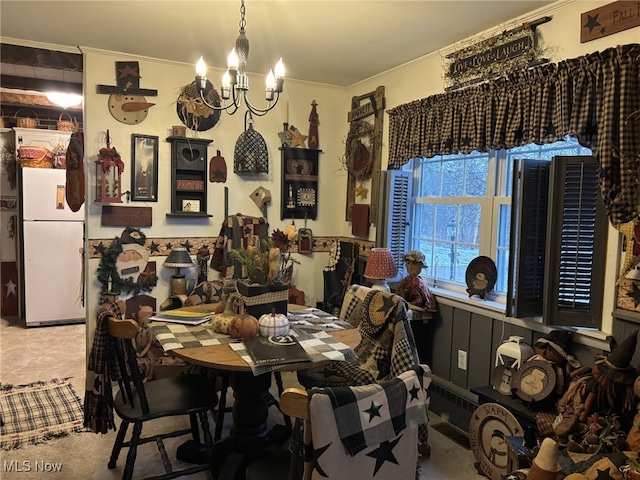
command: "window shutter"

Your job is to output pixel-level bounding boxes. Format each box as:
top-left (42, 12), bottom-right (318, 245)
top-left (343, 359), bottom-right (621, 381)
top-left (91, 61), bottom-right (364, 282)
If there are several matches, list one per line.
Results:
top-left (376, 170), bottom-right (411, 280)
top-left (507, 159), bottom-right (550, 318)
top-left (544, 156), bottom-right (607, 327)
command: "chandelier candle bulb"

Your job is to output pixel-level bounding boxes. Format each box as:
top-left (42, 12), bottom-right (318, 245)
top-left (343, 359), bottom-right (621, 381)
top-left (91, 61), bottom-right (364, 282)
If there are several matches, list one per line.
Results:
top-left (193, 0), bottom-right (284, 117)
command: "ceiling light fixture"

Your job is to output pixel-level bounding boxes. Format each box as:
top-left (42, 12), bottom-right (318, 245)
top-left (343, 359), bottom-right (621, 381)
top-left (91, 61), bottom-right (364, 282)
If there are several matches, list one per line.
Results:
top-left (45, 92), bottom-right (83, 109)
top-left (195, 0), bottom-right (284, 117)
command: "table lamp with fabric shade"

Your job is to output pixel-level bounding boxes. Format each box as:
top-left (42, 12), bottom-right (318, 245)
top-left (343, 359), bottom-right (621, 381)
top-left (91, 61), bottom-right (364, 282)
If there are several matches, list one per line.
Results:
top-left (164, 247), bottom-right (193, 296)
top-left (364, 248), bottom-right (398, 292)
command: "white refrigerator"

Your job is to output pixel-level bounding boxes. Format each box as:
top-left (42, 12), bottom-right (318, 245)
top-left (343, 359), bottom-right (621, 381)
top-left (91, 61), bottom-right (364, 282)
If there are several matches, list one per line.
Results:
top-left (19, 168), bottom-right (85, 326)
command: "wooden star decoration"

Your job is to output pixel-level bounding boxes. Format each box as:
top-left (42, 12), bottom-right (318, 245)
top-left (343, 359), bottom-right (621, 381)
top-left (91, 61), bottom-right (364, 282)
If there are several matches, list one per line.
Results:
top-left (365, 436), bottom-right (401, 475)
top-left (149, 241), bottom-right (160, 254)
top-left (181, 240), bottom-right (193, 252)
top-left (211, 168), bottom-right (226, 181)
top-left (165, 242), bottom-right (173, 251)
top-left (93, 242), bottom-right (106, 256)
top-left (118, 64), bottom-right (140, 79)
top-left (355, 184), bottom-right (369, 199)
top-left (288, 125), bottom-right (308, 148)
top-left (364, 401), bottom-right (383, 421)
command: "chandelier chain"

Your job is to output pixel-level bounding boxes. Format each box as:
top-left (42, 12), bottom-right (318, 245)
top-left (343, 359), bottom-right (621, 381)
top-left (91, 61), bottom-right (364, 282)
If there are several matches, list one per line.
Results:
top-left (239, 0), bottom-right (246, 31)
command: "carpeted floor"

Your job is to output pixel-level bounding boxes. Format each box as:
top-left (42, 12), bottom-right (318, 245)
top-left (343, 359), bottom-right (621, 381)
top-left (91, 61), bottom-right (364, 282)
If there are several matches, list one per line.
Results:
top-left (0, 378), bottom-right (87, 451)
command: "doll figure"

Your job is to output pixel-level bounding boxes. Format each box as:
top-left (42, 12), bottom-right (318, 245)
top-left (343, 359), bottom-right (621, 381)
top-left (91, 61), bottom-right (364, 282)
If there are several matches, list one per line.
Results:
top-left (396, 250), bottom-right (436, 311)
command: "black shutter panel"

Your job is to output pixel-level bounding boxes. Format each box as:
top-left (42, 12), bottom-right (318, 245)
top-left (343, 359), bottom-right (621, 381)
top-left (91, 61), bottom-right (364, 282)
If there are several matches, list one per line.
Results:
top-left (376, 170), bottom-right (411, 280)
top-left (544, 156), bottom-right (607, 327)
top-left (507, 159), bottom-right (550, 318)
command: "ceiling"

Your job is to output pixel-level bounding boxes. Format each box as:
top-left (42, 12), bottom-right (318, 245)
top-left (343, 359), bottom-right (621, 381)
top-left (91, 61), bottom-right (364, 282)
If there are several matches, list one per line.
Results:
top-left (0, 0), bottom-right (555, 89)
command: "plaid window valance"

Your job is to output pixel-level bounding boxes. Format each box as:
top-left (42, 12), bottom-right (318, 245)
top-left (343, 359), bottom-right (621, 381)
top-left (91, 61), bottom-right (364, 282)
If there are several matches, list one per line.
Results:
top-left (387, 44), bottom-right (640, 226)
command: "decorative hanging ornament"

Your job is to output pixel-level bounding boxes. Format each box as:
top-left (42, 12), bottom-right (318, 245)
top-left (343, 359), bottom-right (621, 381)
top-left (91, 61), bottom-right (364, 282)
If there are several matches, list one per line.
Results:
top-left (177, 80), bottom-right (221, 131)
top-left (95, 130), bottom-right (125, 203)
top-left (234, 111), bottom-right (268, 174)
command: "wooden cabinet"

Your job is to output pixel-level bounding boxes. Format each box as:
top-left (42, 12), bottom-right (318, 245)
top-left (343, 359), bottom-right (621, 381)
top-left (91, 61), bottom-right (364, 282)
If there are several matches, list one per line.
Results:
top-left (280, 147), bottom-right (320, 220)
top-left (166, 136), bottom-right (212, 217)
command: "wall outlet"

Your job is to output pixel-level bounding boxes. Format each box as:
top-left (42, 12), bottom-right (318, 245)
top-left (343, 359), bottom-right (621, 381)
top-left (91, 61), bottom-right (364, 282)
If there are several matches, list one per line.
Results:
top-left (458, 350), bottom-right (468, 371)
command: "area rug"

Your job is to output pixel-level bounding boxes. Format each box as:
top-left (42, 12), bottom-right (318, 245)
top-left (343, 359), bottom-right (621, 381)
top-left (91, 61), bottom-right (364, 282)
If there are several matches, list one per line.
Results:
top-left (0, 378), bottom-right (87, 450)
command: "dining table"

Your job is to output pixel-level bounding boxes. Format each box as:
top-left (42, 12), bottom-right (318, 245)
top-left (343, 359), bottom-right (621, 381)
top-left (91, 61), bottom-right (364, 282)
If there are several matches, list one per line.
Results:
top-left (149, 303), bottom-right (361, 479)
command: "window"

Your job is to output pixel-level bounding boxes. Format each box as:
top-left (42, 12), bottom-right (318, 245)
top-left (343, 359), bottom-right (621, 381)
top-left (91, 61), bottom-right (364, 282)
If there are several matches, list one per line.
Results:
top-left (384, 136), bottom-right (605, 327)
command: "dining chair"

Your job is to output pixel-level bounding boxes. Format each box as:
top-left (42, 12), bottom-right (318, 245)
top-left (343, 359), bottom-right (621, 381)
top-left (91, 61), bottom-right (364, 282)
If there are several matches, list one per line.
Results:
top-left (246, 365), bottom-right (431, 480)
top-left (296, 284), bottom-right (430, 450)
top-left (106, 316), bottom-right (218, 480)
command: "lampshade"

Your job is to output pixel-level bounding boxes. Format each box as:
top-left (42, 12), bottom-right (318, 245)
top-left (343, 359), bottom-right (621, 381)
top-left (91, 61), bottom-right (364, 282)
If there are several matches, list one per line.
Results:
top-left (365, 248), bottom-right (398, 292)
top-left (164, 247), bottom-right (193, 297)
top-left (164, 247), bottom-right (194, 269)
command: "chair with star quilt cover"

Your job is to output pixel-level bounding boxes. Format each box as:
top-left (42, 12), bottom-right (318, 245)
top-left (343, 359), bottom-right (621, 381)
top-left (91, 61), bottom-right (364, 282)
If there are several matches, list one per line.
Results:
top-left (297, 284), bottom-right (430, 447)
top-left (245, 365), bottom-right (431, 480)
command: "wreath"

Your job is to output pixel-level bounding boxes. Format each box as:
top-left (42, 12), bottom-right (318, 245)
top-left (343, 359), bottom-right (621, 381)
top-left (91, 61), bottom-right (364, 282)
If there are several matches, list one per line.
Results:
top-left (342, 120), bottom-right (375, 181)
top-left (96, 227), bottom-right (157, 296)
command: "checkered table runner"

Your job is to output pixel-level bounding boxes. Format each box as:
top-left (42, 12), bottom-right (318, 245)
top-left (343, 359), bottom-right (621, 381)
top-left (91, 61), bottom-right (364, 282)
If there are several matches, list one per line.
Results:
top-left (150, 322), bottom-right (236, 351)
top-left (230, 328), bottom-right (357, 376)
top-left (287, 308), bottom-right (353, 332)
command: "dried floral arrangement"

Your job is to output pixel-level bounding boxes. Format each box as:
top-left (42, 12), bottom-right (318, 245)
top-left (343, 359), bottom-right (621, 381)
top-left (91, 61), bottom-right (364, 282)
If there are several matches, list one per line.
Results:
top-left (230, 225), bottom-right (299, 285)
top-left (1, 142), bottom-right (16, 190)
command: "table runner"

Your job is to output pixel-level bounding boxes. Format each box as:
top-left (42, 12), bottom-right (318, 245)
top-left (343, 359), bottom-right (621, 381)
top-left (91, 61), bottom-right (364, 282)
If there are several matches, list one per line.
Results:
top-left (150, 322), bottom-right (236, 351)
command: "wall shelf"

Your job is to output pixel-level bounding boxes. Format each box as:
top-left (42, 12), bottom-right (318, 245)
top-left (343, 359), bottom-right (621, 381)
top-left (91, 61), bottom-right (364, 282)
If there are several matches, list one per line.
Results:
top-left (166, 136), bottom-right (212, 217)
top-left (280, 146), bottom-right (321, 220)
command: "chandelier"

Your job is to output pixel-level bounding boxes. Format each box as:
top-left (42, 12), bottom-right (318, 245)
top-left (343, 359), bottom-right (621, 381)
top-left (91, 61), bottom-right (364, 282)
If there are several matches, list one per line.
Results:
top-left (195, 0), bottom-right (284, 117)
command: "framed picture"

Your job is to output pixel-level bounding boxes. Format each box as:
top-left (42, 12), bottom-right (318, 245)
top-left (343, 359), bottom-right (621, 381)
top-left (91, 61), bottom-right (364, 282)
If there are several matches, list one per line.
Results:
top-left (182, 199), bottom-right (200, 212)
top-left (131, 134), bottom-right (158, 202)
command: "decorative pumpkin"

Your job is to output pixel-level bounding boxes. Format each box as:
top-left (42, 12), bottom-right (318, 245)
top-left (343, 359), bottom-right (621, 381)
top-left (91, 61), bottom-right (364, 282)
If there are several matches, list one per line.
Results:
top-left (258, 309), bottom-right (290, 337)
top-left (229, 313), bottom-right (259, 339)
top-left (212, 293), bottom-right (242, 334)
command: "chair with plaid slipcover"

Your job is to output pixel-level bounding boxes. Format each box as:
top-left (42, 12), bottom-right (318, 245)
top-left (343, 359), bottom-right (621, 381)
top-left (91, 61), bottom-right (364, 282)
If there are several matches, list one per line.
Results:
top-left (296, 284), bottom-right (430, 450)
top-left (246, 365), bottom-right (431, 480)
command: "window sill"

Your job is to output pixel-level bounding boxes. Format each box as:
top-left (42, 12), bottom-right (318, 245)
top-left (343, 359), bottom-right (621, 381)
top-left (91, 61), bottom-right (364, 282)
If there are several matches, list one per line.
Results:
top-left (430, 287), bottom-right (612, 352)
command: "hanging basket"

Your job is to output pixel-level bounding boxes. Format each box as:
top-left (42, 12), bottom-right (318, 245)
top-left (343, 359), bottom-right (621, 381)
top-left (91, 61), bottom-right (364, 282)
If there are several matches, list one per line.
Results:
top-left (14, 109), bottom-right (38, 129)
top-left (57, 113), bottom-right (76, 132)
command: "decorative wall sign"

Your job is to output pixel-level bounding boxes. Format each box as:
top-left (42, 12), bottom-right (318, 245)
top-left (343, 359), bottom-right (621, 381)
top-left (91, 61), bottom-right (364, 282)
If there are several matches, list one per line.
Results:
top-left (344, 86), bottom-right (385, 225)
top-left (469, 403), bottom-right (523, 480)
top-left (445, 17), bottom-right (550, 90)
top-left (97, 62), bottom-right (158, 125)
top-left (581, 1), bottom-right (640, 43)
top-left (101, 205), bottom-right (152, 227)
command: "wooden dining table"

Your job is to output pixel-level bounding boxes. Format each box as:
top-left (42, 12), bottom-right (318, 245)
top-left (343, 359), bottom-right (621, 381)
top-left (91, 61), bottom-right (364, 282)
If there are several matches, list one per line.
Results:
top-left (154, 303), bottom-right (361, 479)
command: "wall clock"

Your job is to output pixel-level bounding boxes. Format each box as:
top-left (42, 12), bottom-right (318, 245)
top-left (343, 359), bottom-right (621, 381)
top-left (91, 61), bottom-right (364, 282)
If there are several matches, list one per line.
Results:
top-left (108, 94), bottom-right (155, 125)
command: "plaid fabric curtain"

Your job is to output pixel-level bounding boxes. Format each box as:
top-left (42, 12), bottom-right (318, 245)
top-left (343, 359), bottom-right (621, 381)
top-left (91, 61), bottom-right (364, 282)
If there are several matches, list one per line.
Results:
top-left (387, 43), bottom-right (640, 226)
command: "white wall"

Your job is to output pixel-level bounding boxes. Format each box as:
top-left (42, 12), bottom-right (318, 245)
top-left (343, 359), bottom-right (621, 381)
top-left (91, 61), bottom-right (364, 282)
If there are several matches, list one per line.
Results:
top-left (347, 0), bottom-right (639, 334)
top-left (81, 48), bottom-right (348, 342)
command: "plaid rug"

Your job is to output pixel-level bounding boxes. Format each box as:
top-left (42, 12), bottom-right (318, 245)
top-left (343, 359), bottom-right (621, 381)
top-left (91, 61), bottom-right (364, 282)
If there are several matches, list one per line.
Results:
top-left (0, 378), bottom-right (87, 450)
